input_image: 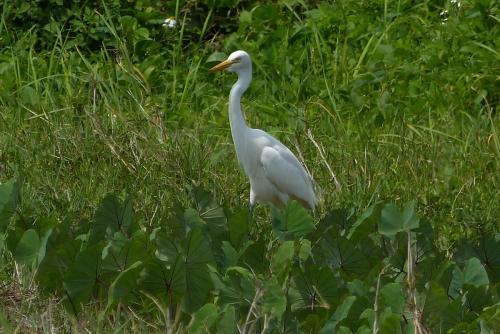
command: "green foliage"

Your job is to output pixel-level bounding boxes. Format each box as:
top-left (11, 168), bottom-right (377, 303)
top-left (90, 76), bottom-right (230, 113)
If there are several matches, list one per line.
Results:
top-left (1, 0), bottom-right (499, 331)
top-left (2, 180), bottom-right (499, 332)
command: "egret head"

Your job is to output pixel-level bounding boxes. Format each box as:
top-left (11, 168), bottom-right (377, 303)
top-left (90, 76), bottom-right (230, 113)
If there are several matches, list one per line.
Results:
top-left (209, 50), bottom-right (251, 74)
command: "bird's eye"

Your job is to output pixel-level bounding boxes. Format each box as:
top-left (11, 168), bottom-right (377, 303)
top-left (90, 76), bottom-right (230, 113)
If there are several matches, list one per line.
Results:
top-left (233, 57), bottom-right (241, 63)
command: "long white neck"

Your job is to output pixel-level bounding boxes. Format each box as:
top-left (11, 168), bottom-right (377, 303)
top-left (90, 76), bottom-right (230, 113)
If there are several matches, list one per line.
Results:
top-left (229, 68), bottom-right (252, 144)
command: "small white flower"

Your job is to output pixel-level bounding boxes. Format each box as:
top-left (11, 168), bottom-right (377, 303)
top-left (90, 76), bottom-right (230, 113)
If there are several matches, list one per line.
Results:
top-left (163, 17), bottom-right (177, 29)
top-left (440, 10), bottom-right (448, 16)
top-left (450, 0), bottom-right (461, 7)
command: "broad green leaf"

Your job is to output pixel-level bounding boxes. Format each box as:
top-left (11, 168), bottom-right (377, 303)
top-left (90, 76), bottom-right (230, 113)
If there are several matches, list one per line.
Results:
top-left (228, 208), bottom-right (249, 249)
top-left (88, 194), bottom-right (134, 245)
top-left (380, 283), bottom-right (405, 315)
top-left (188, 186), bottom-right (226, 239)
top-left (347, 279), bottom-right (368, 298)
top-left (424, 282), bottom-right (462, 332)
top-left (102, 230), bottom-right (153, 275)
top-left (463, 257), bottom-right (490, 287)
top-left (379, 202), bottom-right (419, 237)
top-left (271, 240), bottom-right (294, 278)
top-left (138, 257), bottom-right (182, 304)
top-left (240, 239), bottom-right (268, 272)
top-left (35, 237), bottom-right (81, 295)
top-left (449, 257), bottom-right (489, 298)
top-left (272, 201), bottom-right (315, 238)
top-left (106, 261), bottom-right (142, 310)
top-left (36, 217), bottom-right (57, 264)
top-left (379, 310), bottom-right (402, 334)
top-left (318, 234), bottom-right (370, 277)
top-left (261, 277), bottom-right (287, 320)
top-left (320, 296), bottom-right (357, 333)
top-left (184, 208), bottom-right (205, 231)
top-left (217, 305), bottom-right (236, 334)
top-left (189, 303), bottom-right (218, 334)
top-left (347, 204), bottom-right (380, 242)
top-left (222, 241), bottom-right (238, 267)
top-left (63, 243), bottom-right (104, 314)
top-left (290, 266), bottom-right (338, 311)
top-left (0, 178), bottom-right (20, 232)
top-left (338, 326), bottom-right (353, 334)
top-left (454, 235), bottom-right (500, 283)
top-left (464, 285), bottom-right (493, 313)
top-left (14, 229), bottom-right (40, 266)
top-left (183, 228), bottom-right (215, 312)
top-left (298, 239), bottom-right (312, 266)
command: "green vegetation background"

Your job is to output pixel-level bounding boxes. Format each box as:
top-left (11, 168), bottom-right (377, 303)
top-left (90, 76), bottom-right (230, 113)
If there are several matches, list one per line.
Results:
top-left (0, 0), bottom-right (498, 332)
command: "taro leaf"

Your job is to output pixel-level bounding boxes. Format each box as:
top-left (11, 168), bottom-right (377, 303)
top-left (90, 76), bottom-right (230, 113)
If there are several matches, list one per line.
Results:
top-left (261, 277), bottom-right (287, 320)
top-left (102, 230), bottom-right (153, 276)
top-left (379, 201), bottom-right (419, 238)
top-left (0, 178), bottom-right (20, 232)
top-left (151, 232), bottom-right (187, 302)
top-left (184, 208), bottom-right (205, 231)
top-left (346, 279), bottom-right (368, 298)
top-left (155, 230), bottom-right (183, 264)
top-left (36, 238), bottom-right (81, 295)
top-left (359, 308), bottom-right (375, 329)
top-left (464, 285), bottom-right (493, 313)
top-left (228, 208), bottom-right (249, 249)
top-left (222, 241), bottom-right (238, 268)
top-left (298, 239), bottom-right (312, 267)
top-left (138, 257), bottom-right (183, 304)
top-left (379, 309), bottom-right (402, 334)
top-left (209, 266), bottom-right (255, 307)
top-left (290, 265), bottom-right (338, 311)
top-left (240, 239), bottom-right (268, 272)
top-left (88, 194), bottom-right (134, 245)
top-left (415, 255), bottom-right (452, 291)
top-left (423, 281), bottom-right (449, 321)
top-left (272, 201), bottom-right (315, 239)
top-left (36, 217), bottom-right (57, 264)
top-left (476, 304), bottom-right (500, 333)
top-left (63, 242), bottom-right (104, 314)
top-left (356, 325), bottom-right (371, 334)
top-left (454, 235), bottom-right (500, 284)
top-left (319, 296), bottom-right (357, 334)
top-left (217, 305), bottom-right (236, 334)
top-left (106, 261), bottom-right (142, 310)
top-left (337, 326), bottom-right (353, 334)
top-left (189, 303), bottom-right (218, 334)
top-left (271, 240), bottom-right (294, 281)
top-left (380, 283), bottom-right (405, 315)
top-left (449, 257), bottom-right (489, 298)
top-left (14, 229), bottom-right (40, 266)
top-left (424, 281), bottom-right (462, 332)
top-left (318, 233), bottom-right (370, 277)
top-left (188, 186), bottom-right (227, 239)
top-left (347, 204), bottom-right (380, 242)
top-left (183, 228), bottom-right (215, 312)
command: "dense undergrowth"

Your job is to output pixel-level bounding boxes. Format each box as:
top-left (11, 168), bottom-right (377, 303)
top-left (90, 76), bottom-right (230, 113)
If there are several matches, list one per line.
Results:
top-left (0, 0), bottom-right (499, 332)
top-left (1, 178), bottom-right (499, 332)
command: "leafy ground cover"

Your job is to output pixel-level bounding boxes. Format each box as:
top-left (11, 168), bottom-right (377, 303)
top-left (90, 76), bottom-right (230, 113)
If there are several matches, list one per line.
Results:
top-left (0, 0), bottom-right (499, 332)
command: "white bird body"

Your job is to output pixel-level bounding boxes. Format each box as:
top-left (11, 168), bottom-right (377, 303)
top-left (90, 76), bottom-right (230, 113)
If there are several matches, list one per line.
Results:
top-left (209, 50), bottom-right (317, 210)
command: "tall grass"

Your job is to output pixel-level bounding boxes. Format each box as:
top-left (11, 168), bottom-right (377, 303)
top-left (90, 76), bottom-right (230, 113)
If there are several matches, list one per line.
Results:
top-left (0, 0), bottom-right (498, 331)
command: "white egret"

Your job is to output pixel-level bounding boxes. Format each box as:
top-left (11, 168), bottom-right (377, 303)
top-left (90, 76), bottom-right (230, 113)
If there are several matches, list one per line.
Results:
top-left (209, 50), bottom-right (317, 211)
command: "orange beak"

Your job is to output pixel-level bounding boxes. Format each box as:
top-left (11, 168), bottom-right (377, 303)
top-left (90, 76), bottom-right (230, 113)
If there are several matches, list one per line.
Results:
top-left (208, 59), bottom-right (235, 73)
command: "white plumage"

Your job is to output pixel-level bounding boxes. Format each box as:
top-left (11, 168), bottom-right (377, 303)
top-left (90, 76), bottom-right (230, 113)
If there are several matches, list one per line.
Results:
top-left (209, 50), bottom-right (317, 210)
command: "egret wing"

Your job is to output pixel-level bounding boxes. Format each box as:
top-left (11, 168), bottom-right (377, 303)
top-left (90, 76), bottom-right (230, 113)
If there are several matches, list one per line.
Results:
top-left (260, 146), bottom-right (316, 208)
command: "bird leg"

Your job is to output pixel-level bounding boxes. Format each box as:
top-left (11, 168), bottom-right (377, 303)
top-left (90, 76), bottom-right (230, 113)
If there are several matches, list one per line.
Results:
top-left (248, 202), bottom-right (255, 217)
